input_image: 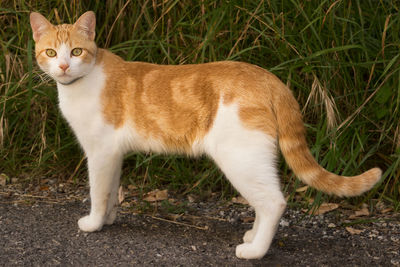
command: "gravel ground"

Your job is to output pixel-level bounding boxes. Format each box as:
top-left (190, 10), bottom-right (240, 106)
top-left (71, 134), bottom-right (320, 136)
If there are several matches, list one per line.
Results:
top-left (0, 185), bottom-right (399, 266)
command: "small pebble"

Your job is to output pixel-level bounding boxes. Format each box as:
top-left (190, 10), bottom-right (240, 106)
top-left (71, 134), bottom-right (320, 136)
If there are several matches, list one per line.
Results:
top-left (391, 259), bottom-right (400, 265)
top-left (279, 219), bottom-right (289, 227)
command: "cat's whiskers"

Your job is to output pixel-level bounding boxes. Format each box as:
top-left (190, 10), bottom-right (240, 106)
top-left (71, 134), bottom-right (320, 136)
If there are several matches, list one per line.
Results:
top-left (30, 10), bottom-right (383, 260)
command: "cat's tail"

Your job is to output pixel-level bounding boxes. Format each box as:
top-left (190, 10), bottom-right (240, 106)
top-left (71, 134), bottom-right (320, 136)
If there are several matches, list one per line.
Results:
top-left (273, 82), bottom-right (382, 197)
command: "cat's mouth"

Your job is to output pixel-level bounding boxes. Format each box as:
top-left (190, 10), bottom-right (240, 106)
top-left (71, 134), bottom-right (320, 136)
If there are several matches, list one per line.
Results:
top-left (58, 72), bottom-right (71, 77)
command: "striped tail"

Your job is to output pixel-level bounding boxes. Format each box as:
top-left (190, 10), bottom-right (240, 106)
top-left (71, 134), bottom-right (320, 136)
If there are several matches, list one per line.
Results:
top-left (274, 82), bottom-right (382, 197)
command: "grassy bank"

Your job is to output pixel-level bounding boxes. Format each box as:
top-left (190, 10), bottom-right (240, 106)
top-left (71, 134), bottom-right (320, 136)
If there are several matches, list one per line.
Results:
top-left (1, 0), bottom-right (399, 209)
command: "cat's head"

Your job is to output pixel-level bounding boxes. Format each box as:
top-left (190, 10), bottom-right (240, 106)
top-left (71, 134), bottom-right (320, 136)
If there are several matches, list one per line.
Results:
top-left (30, 11), bottom-right (97, 85)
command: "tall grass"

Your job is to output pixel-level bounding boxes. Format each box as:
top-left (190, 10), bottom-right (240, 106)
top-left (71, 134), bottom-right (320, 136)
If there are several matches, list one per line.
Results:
top-left (1, 0), bottom-right (399, 208)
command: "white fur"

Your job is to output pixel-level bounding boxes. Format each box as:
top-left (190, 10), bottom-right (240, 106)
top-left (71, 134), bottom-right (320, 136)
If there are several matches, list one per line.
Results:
top-left (203, 102), bottom-right (286, 259)
top-left (58, 64), bottom-right (122, 231)
top-left (40, 43), bottom-right (95, 84)
top-left (117, 124), bottom-right (170, 154)
top-left (117, 123), bottom-right (206, 156)
top-left (56, 61), bottom-right (285, 260)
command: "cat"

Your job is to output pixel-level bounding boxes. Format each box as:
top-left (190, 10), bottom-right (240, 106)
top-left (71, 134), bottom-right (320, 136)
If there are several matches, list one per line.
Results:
top-left (30, 11), bottom-right (382, 259)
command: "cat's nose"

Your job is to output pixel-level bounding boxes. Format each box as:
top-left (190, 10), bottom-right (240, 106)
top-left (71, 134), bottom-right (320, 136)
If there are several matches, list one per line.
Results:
top-left (59, 64), bottom-right (69, 72)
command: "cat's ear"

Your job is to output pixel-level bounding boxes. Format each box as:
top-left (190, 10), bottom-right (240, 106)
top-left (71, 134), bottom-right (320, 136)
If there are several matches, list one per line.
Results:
top-left (30, 12), bottom-right (53, 42)
top-left (73, 11), bottom-right (96, 41)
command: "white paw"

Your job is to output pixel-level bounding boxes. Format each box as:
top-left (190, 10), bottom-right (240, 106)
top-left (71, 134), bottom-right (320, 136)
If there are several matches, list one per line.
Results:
top-left (243, 229), bottom-right (256, 243)
top-left (235, 243), bottom-right (267, 259)
top-left (78, 215), bottom-right (104, 232)
top-left (104, 209), bottom-right (117, 225)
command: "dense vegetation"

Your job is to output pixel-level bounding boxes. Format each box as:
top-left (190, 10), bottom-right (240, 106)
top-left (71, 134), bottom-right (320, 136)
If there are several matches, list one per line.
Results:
top-left (1, 1), bottom-right (399, 209)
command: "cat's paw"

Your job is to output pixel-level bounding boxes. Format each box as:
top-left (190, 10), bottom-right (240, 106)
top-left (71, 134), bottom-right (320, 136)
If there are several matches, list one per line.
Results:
top-left (235, 243), bottom-right (266, 259)
top-left (104, 209), bottom-right (117, 225)
top-left (243, 229), bottom-right (256, 243)
top-left (78, 215), bottom-right (104, 232)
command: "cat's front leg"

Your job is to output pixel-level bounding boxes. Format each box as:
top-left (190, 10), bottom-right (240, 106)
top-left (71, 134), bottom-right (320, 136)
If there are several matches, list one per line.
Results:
top-left (78, 152), bottom-right (123, 232)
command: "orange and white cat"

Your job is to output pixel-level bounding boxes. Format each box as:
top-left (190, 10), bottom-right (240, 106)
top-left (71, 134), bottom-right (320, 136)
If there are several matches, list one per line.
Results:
top-left (30, 11), bottom-right (382, 259)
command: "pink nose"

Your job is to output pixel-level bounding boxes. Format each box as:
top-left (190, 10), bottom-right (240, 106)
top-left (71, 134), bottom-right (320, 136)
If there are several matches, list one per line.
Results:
top-left (59, 64), bottom-right (69, 71)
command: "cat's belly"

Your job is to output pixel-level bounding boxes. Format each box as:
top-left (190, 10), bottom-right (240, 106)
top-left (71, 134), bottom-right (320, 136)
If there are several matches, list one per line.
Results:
top-left (116, 123), bottom-right (206, 156)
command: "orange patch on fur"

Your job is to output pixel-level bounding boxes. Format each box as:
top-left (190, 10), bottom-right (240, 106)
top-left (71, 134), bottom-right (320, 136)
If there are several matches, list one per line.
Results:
top-left (32, 12), bottom-right (382, 198)
top-left (33, 23), bottom-right (97, 70)
top-left (98, 57), bottom-right (293, 152)
top-left (99, 50), bottom-right (224, 153)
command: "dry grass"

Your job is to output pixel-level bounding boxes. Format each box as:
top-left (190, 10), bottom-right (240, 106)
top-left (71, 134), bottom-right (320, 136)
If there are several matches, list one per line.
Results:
top-left (0, 0), bottom-right (399, 209)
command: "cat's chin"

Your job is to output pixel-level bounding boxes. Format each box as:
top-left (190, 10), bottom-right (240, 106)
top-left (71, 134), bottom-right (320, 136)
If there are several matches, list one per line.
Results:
top-left (55, 74), bottom-right (83, 85)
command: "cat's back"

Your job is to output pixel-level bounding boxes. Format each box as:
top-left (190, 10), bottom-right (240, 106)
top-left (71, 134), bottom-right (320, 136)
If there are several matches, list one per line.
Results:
top-left (98, 49), bottom-right (285, 153)
top-left (98, 49), bottom-right (281, 107)
top-left (97, 48), bottom-right (275, 92)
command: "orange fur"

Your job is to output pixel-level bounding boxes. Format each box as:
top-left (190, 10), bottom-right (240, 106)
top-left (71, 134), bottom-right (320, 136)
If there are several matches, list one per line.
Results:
top-left (33, 23), bottom-right (96, 66)
top-left (97, 48), bottom-right (381, 196)
top-left (271, 78), bottom-right (382, 196)
top-left (31, 12), bottom-right (382, 197)
top-left (30, 11), bottom-right (384, 259)
top-left (98, 51), bottom-right (280, 150)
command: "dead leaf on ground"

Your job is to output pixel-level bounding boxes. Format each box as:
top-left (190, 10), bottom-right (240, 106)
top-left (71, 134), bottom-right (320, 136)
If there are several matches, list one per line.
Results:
top-left (167, 214), bottom-right (182, 221)
top-left (127, 184), bottom-right (137, 191)
top-left (380, 207), bottom-right (393, 214)
top-left (346, 226), bottom-right (365, 235)
top-left (376, 201), bottom-right (388, 213)
top-left (231, 196), bottom-right (249, 205)
top-left (187, 194), bottom-right (196, 203)
top-left (296, 185), bottom-right (309, 193)
top-left (349, 205), bottom-right (370, 219)
top-left (241, 217), bottom-right (255, 223)
top-left (143, 189), bottom-right (168, 202)
top-left (118, 186), bottom-right (125, 204)
top-left (39, 186), bottom-right (50, 191)
top-left (309, 203), bottom-right (339, 215)
top-left (0, 173), bottom-right (8, 187)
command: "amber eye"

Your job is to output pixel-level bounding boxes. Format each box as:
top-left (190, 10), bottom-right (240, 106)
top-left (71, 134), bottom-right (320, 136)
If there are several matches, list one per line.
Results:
top-left (71, 48), bottom-right (83, 56)
top-left (45, 49), bottom-right (57, 57)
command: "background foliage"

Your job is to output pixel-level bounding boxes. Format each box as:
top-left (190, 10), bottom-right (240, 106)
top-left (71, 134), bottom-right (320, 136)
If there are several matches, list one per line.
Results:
top-left (1, 0), bottom-right (399, 209)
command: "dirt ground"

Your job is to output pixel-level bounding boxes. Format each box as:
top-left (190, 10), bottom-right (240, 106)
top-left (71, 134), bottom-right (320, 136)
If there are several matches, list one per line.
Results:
top-left (1, 188), bottom-right (399, 266)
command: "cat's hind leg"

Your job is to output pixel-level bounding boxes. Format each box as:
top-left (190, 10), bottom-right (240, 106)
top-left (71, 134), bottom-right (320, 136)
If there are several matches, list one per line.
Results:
top-left (207, 127), bottom-right (286, 259)
top-left (78, 152), bottom-right (123, 232)
top-left (243, 213), bottom-right (259, 243)
top-left (235, 191), bottom-right (286, 259)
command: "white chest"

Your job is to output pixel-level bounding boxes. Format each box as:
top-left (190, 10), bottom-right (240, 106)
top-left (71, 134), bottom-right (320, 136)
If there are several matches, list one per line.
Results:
top-left (57, 65), bottom-right (113, 155)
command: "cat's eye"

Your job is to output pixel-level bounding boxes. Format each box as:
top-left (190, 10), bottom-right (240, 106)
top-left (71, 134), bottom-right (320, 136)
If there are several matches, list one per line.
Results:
top-left (71, 48), bottom-right (83, 56)
top-left (45, 49), bottom-right (57, 57)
